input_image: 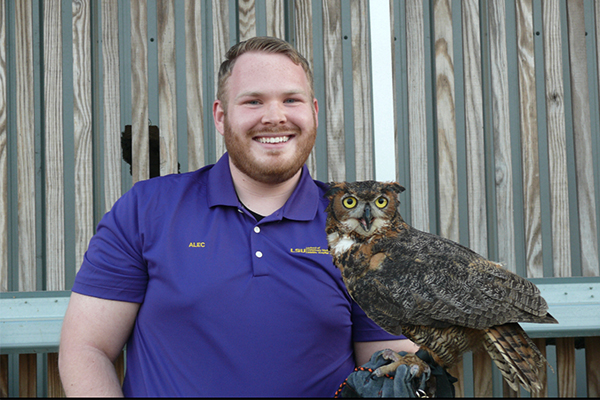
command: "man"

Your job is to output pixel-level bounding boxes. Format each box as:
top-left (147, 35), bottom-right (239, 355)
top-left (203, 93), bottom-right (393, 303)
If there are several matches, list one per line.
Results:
top-left (59, 37), bottom-right (418, 397)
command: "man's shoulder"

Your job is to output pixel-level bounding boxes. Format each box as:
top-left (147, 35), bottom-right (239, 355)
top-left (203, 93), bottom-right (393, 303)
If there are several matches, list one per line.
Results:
top-left (313, 179), bottom-right (331, 208)
top-left (313, 179), bottom-right (330, 193)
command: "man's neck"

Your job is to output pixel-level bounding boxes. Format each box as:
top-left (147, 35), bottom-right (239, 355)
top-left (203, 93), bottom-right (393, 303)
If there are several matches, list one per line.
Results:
top-left (229, 159), bottom-right (302, 217)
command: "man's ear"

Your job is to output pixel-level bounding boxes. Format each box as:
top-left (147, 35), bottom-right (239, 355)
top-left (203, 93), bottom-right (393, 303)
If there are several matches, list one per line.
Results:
top-left (213, 100), bottom-right (226, 136)
top-left (313, 98), bottom-right (319, 129)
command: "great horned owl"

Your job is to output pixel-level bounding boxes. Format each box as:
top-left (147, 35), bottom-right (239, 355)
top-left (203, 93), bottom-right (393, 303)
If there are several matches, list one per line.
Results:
top-left (325, 181), bottom-right (557, 394)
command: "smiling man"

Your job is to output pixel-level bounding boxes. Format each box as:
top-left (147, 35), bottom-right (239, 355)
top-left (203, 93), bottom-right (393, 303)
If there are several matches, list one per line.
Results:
top-left (214, 49), bottom-right (318, 215)
top-left (58, 37), bottom-right (418, 397)
top-left (219, 52), bottom-right (316, 183)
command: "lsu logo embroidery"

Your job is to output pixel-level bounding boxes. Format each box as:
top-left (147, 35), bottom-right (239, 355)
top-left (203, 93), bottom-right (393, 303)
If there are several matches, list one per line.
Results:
top-left (189, 242), bottom-right (206, 248)
top-left (290, 246), bottom-right (329, 255)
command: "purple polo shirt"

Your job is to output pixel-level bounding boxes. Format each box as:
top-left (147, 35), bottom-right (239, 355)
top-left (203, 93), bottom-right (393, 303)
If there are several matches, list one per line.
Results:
top-left (72, 153), bottom-right (401, 397)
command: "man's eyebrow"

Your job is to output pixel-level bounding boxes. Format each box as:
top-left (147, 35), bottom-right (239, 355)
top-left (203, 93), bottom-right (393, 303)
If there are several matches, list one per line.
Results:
top-left (235, 89), bottom-right (308, 100)
top-left (235, 91), bottom-right (262, 100)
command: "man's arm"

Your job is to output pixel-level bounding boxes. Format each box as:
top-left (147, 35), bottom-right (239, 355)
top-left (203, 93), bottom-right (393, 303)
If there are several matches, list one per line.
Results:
top-left (354, 339), bottom-right (420, 366)
top-left (59, 292), bottom-right (140, 397)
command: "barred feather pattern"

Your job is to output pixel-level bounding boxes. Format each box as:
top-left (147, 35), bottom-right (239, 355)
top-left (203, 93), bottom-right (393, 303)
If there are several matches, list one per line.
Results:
top-left (483, 324), bottom-right (547, 393)
top-left (401, 323), bottom-right (548, 393)
top-left (400, 325), bottom-right (485, 368)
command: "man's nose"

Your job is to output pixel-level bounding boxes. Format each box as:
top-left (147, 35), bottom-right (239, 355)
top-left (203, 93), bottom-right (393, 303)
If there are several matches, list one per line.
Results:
top-left (261, 101), bottom-right (287, 125)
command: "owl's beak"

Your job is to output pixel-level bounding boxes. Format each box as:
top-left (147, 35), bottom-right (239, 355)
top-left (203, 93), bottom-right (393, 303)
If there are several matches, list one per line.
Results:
top-left (360, 204), bottom-right (373, 231)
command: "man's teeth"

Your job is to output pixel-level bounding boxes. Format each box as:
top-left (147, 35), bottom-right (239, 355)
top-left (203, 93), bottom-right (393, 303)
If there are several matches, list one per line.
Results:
top-left (256, 136), bottom-right (290, 144)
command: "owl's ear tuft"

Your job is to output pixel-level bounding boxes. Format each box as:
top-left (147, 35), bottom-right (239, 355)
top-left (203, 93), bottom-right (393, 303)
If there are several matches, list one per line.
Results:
top-left (325, 182), bottom-right (345, 199)
top-left (389, 182), bottom-right (406, 194)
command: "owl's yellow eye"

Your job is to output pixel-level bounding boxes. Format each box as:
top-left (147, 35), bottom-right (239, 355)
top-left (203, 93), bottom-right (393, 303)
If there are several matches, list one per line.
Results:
top-left (375, 197), bottom-right (388, 209)
top-left (342, 196), bottom-right (358, 209)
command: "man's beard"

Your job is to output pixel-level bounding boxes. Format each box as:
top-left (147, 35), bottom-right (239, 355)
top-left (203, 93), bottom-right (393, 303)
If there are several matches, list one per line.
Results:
top-left (223, 118), bottom-right (316, 184)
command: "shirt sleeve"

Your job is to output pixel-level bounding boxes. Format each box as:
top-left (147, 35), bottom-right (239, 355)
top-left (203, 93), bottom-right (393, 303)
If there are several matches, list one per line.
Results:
top-left (71, 185), bottom-right (149, 303)
top-left (350, 300), bottom-right (407, 342)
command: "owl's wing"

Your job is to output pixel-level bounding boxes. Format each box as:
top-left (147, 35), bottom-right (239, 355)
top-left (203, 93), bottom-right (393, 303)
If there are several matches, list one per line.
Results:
top-left (363, 229), bottom-right (553, 330)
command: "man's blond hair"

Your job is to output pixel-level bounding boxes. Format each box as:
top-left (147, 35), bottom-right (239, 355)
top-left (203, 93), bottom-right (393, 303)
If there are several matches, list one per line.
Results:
top-left (216, 36), bottom-right (314, 109)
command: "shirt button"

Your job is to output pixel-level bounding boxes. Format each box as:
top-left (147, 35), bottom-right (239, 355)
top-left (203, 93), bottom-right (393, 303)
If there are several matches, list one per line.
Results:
top-left (255, 251), bottom-right (263, 258)
top-left (254, 226), bottom-right (260, 233)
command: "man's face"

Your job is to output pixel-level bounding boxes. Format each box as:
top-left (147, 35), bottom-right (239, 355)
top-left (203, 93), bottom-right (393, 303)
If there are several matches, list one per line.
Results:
top-left (213, 52), bottom-right (318, 184)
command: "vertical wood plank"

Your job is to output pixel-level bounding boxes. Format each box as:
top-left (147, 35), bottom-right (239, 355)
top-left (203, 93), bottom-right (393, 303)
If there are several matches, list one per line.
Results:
top-left (597, 0), bottom-right (600, 197)
top-left (351, 0), bottom-right (372, 181)
top-left (531, 338), bottom-right (548, 397)
top-left (390, 0), bottom-right (402, 185)
top-left (556, 337), bottom-right (576, 397)
top-left (44, 0), bottom-right (65, 291)
top-left (461, 15), bottom-right (492, 392)
top-left (238, 0), bottom-right (256, 42)
top-left (15, 0), bottom-right (37, 291)
top-left (294, 0), bottom-right (315, 82)
top-left (18, 354), bottom-right (36, 397)
top-left (322, 0), bottom-right (345, 182)
top-left (212, 0), bottom-right (229, 159)
top-left (47, 352), bottom-right (65, 397)
top-left (542, 0), bottom-right (571, 278)
top-left (434, 0), bottom-right (458, 397)
top-left (157, 0), bottom-right (178, 176)
top-left (462, 0), bottom-right (487, 256)
top-left (489, 0), bottom-right (516, 273)
top-left (0, 355), bottom-right (7, 397)
top-left (102, 0), bottom-right (122, 210)
top-left (472, 352), bottom-right (492, 397)
top-left (434, 0), bottom-right (459, 243)
top-left (0, 0), bottom-right (7, 292)
top-left (596, 0), bottom-right (600, 269)
top-left (567, 0), bottom-right (599, 277)
top-left (73, 0), bottom-right (94, 272)
top-left (131, 0), bottom-right (149, 183)
top-left (294, 0), bottom-right (316, 177)
top-left (585, 336), bottom-right (600, 397)
top-left (516, 0), bottom-right (543, 278)
top-left (184, 0), bottom-right (205, 171)
top-left (447, 361), bottom-right (464, 398)
top-left (405, 0), bottom-right (428, 231)
top-left (265, 0), bottom-right (285, 39)
top-left (114, 351), bottom-right (125, 385)
top-left (502, 378), bottom-right (519, 397)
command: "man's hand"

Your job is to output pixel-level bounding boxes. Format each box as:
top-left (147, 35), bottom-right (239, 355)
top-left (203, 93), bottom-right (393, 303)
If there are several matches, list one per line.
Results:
top-left (354, 339), bottom-right (420, 367)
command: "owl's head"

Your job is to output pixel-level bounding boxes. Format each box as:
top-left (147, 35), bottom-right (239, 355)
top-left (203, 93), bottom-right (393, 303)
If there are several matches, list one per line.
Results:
top-left (325, 181), bottom-right (405, 237)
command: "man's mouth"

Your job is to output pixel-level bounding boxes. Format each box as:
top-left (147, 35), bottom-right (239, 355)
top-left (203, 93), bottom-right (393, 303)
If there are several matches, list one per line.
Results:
top-left (255, 136), bottom-right (291, 144)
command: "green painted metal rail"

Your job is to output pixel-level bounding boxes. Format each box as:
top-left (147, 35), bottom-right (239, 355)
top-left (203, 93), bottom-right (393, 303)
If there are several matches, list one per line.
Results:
top-left (1, 291), bottom-right (70, 354)
top-left (1, 278), bottom-right (599, 354)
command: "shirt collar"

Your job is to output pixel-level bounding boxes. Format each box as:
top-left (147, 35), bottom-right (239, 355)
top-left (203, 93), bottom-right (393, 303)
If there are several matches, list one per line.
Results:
top-left (207, 153), bottom-right (319, 221)
top-left (279, 164), bottom-right (319, 221)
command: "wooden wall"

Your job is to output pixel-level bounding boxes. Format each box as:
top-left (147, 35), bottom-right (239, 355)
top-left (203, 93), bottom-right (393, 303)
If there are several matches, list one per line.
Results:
top-left (1, 0), bottom-right (599, 397)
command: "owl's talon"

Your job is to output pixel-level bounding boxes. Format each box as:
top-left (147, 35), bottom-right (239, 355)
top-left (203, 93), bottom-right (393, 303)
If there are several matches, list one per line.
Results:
top-left (373, 351), bottom-right (430, 378)
top-left (381, 348), bottom-right (402, 362)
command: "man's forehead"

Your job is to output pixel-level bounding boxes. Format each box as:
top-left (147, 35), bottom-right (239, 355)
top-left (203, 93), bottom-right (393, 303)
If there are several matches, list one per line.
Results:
top-left (231, 51), bottom-right (303, 74)
top-left (228, 52), bottom-right (311, 94)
